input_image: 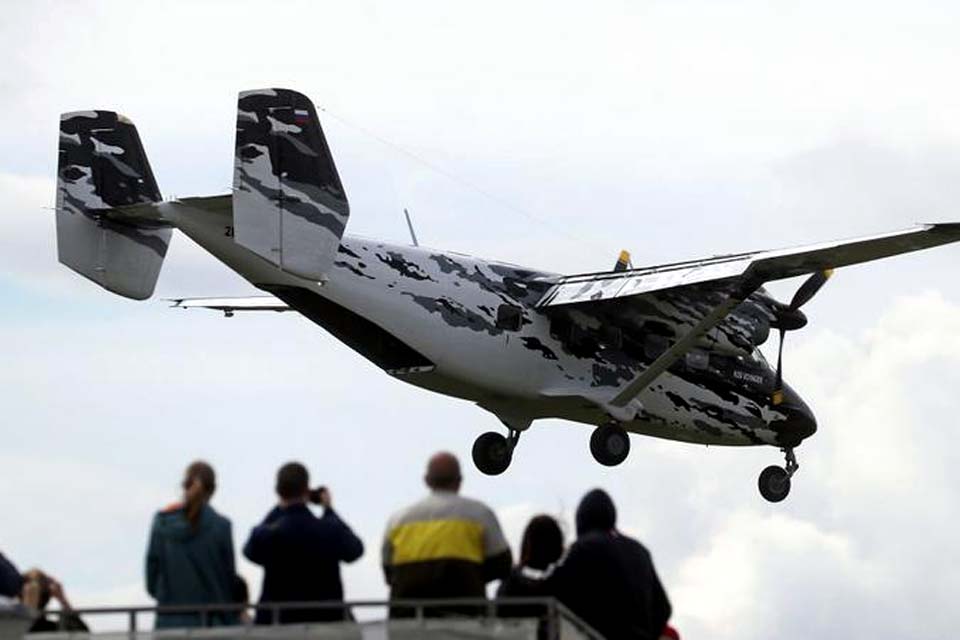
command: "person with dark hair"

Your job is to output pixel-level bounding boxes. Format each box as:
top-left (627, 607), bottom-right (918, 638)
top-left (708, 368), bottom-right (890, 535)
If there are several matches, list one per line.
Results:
top-left (244, 462), bottom-right (364, 625)
top-left (382, 452), bottom-right (512, 613)
top-left (496, 515), bottom-right (564, 618)
top-left (146, 461), bottom-right (237, 629)
top-left (21, 569), bottom-right (88, 633)
top-left (543, 489), bottom-right (672, 640)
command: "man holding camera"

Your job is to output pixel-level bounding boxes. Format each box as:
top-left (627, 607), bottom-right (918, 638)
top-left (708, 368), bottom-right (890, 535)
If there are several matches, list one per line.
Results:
top-left (243, 462), bottom-right (364, 625)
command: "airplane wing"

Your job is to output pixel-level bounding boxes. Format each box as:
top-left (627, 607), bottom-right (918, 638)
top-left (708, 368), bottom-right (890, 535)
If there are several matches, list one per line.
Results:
top-left (537, 223), bottom-right (960, 412)
top-left (537, 223), bottom-right (960, 308)
top-left (168, 296), bottom-right (290, 315)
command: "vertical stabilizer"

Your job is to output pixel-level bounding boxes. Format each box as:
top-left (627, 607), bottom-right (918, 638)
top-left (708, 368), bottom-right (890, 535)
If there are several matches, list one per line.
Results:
top-left (232, 88), bottom-right (350, 280)
top-left (56, 111), bottom-right (171, 300)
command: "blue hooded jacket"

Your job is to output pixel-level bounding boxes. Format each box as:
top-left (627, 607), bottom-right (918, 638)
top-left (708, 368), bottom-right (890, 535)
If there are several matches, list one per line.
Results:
top-left (145, 503), bottom-right (236, 629)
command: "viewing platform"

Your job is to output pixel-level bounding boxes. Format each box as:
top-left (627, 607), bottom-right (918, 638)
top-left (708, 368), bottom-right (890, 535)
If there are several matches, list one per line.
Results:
top-left (0, 598), bottom-right (604, 639)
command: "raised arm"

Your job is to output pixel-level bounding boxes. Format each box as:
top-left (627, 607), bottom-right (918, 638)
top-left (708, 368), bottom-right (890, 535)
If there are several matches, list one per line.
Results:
top-left (322, 508), bottom-right (364, 563)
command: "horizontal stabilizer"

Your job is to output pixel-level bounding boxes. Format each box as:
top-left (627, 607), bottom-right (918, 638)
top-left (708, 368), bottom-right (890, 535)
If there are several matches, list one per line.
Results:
top-left (169, 296), bottom-right (290, 314)
top-left (56, 111), bottom-right (171, 300)
top-left (538, 223), bottom-right (960, 307)
top-left (233, 88), bottom-right (349, 280)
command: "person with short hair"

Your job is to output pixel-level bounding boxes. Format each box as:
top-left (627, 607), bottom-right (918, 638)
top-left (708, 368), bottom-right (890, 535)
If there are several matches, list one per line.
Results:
top-left (382, 452), bottom-right (512, 611)
top-left (244, 462), bottom-right (364, 625)
top-left (145, 461), bottom-right (237, 629)
top-left (544, 489), bottom-right (672, 640)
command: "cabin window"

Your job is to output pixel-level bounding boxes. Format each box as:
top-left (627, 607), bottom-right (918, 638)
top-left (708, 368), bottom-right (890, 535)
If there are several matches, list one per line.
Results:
top-left (496, 304), bottom-right (524, 331)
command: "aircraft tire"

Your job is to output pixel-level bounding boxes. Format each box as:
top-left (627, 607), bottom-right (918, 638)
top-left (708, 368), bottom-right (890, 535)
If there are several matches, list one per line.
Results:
top-left (758, 465), bottom-right (791, 502)
top-left (472, 431), bottom-right (512, 475)
top-left (590, 425), bottom-right (631, 466)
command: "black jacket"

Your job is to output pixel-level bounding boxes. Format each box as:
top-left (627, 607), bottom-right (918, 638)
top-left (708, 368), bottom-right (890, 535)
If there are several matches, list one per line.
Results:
top-left (243, 503), bottom-right (363, 624)
top-left (545, 490), bottom-right (671, 640)
top-left (0, 552), bottom-right (22, 598)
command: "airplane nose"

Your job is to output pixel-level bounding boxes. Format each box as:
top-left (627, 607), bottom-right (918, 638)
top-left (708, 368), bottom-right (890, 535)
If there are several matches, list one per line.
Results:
top-left (773, 385), bottom-right (818, 447)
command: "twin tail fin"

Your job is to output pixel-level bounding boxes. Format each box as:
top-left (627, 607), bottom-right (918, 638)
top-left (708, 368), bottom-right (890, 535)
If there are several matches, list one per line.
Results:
top-left (232, 88), bottom-right (350, 280)
top-left (56, 111), bottom-right (171, 300)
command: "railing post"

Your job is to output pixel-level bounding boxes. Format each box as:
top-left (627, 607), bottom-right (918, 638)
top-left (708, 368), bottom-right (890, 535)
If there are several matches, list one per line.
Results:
top-left (128, 609), bottom-right (137, 634)
top-left (546, 599), bottom-right (557, 640)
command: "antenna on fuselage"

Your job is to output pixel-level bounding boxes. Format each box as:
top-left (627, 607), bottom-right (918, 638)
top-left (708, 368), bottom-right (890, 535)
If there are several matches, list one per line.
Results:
top-left (403, 208), bottom-right (420, 247)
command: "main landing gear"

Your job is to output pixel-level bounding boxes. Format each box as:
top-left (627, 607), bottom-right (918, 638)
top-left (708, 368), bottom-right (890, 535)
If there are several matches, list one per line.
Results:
top-left (473, 423), bottom-right (633, 474)
top-left (472, 429), bottom-right (521, 476)
top-left (758, 448), bottom-right (799, 503)
top-left (590, 423), bottom-right (631, 467)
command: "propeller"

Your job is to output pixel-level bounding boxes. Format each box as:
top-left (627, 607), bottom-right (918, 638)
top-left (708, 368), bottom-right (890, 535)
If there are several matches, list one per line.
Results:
top-left (771, 269), bottom-right (833, 405)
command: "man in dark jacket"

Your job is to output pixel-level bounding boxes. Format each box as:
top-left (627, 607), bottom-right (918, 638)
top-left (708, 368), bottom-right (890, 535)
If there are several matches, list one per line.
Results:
top-left (545, 489), bottom-right (671, 640)
top-left (244, 462), bottom-right (364, 625)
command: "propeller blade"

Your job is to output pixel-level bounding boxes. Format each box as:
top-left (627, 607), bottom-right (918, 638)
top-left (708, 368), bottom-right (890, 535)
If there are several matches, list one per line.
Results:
top-left (772, 327), bottom-right (786, 406)
top-left (772, 269), bottom-right (831, 404)
top-left (789, 269), bottom-right (834, 310)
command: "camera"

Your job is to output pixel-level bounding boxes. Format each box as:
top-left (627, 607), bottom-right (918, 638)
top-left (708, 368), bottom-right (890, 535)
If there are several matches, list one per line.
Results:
top-left (307, 486), bottom-right (329, 505)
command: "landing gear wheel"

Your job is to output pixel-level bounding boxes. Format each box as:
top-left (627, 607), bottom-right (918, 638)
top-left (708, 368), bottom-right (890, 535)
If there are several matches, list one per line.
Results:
top-left (590, 425), bottom-right (631, 466)
top-left (472, 431), bottom-right (513, 475)
top-left (758, 465), bottom-right (791, 502)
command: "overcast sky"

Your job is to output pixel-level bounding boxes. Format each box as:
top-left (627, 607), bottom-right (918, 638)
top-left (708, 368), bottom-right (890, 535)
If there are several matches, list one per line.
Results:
top-left (3, 1), bottom-right (960, 638)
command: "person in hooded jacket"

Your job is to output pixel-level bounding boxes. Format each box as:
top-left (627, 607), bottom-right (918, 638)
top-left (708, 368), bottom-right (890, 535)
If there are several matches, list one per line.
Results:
top-left (146, 461), bottom-right (237, 629)
top-left (543, 489), bottom-right (671, 640)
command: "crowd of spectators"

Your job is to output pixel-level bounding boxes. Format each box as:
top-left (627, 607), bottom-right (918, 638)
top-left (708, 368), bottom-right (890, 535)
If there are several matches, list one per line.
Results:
top-left (1, 453), bottom-right (676, 639)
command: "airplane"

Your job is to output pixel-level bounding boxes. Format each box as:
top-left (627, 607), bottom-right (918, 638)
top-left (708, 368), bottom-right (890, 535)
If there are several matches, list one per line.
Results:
top-left (53, 88), bottom-right (960, 502)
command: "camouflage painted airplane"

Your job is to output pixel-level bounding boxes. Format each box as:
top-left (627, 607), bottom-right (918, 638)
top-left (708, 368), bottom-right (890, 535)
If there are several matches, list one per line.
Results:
top-left (54, 88), bottom-right (960, 502)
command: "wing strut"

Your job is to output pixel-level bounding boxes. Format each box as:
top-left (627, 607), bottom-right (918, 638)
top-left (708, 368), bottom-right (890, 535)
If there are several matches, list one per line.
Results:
top-left (609, 285), bottom-right (756, 409)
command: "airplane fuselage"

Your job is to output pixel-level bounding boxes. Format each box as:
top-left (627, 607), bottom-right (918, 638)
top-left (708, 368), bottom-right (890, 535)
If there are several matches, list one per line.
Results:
top-left (167, 198), bottom-right (817, 450)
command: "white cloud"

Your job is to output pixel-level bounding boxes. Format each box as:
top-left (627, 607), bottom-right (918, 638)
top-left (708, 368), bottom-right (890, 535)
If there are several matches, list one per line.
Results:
top-left (671, 510), bottom-right (870, 637)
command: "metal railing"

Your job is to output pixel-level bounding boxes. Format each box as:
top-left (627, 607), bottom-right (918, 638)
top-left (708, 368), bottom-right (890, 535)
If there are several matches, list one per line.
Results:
top-left (39, 598), bottom-right (605, 639)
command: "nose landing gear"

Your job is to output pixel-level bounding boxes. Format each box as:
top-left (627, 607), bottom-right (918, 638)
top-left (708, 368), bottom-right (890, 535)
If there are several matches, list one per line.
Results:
top-left (472, 429), bottom-right (521, 476)
top-left (758, 447), bottom-right (799, 502)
